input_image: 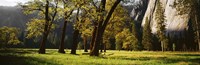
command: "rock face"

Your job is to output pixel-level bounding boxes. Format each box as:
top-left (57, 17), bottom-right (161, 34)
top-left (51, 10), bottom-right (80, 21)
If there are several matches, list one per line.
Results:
top-left (130, 0), bottom-right (149, 24)
top-left (140, 0), bottom-right (190, 38)
top-left (131, 0), bottom-right (198, 50)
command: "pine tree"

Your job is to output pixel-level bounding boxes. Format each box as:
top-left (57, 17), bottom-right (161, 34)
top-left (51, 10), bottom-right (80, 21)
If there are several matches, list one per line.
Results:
top-left (155, 0), bottom-right (169, 52)
top-left (142, 17), bottom-right (153, 51)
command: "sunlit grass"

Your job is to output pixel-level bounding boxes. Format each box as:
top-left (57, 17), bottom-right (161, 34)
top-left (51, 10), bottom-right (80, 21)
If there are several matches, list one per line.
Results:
top-left (0, 48), bottom-right (200, 65)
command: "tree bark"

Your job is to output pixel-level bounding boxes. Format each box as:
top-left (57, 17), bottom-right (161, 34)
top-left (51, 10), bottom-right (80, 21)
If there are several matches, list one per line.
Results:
top-left (100, 38), bottom-right (104, 52)
top-left (90, 0), bottom-right (106, 56)
top-left (101, 0), bottom-right (121, 34)
top-left (83, 35), bottom-right (88, 52)
top-left (161, 42), bottom-right (164, 52)
top-left (39, 0), bottom-right (49, 54)
top-left (194, 15), bottom-right (200, 51)
top-left (90, 28), bottom-right (103, 56)
top-left (71, 30), bottom-right (79, 54)
top-left (58, 20), bottom-right (67, 53)
top-left (100, 43), bottom-right (103, 53)
top-left (90, 5), bottom-right (105, 56)
top-left (104, 43), bottom-right (106, 52)
top-left (90, 26), bottom-right (97, 51)
top-left (90, 0), bottom-right (121, 56)
top-left (58, 6), bottom-right (74, 53)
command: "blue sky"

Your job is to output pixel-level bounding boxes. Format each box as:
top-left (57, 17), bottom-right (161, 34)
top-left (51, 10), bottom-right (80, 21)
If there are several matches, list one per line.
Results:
top-left (0, 0), bottom-right (29, 6)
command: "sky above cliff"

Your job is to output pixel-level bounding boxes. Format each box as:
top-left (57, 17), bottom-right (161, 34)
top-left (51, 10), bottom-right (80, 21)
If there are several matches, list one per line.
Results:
top-left (0, 0), bottom-right (29, 6)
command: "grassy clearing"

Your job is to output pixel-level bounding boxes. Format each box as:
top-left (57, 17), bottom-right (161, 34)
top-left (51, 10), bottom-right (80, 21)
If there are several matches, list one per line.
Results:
top-left (0, 49), bottom-right (200, 65)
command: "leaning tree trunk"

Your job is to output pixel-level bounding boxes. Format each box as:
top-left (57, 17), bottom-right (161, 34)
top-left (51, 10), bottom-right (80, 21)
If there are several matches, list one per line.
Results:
top-left (71, 30), bottom-right (79, 54)
top-left (83, 35), bottom-right (88, 52)
top-left (90, 0), bottom-right (121, 56)
top-left (39, 0), bottom-right (49, 54)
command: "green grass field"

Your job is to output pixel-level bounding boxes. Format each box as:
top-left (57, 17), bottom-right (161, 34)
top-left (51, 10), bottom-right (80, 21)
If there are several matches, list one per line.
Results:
top-left (0, 49), bottom-right (200, 65)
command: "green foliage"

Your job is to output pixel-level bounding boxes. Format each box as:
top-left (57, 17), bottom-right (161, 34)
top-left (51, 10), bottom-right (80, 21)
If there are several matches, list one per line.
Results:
top-left (115, 43), bottom-right (122, 50)
top-left (26, 19), bottom-right (44, 39)
top-left (0, 26), bottom-right (20, 48)
top-left (115, 30), bottom-right (125, 50)
top-left (103, 0), bottom-right (135, 50)
top-left (22, 0), bottom-right (60, 19)
top-left (115, 28), bottom-right (139, 51)
top-left (103, 31), bottom-right (111, 49)
top-left (22, 0), bottom-right (45, 15)
top-left (142, 17), bottom-right (153, 51)
top-left (26, 19), bottom-right (56, 39)
top-left (105, 0), bottom-right (130, 36)
top-left (65, 0), bottom-right (94, 40)
top-left (79, 18), bottom-right (93, 39)
top-left (67, 0), bottom-right (132, 51)
top-left (22, 0), bottom-right (60, 48)
top-left (155, 0), bottom-right (169, 51)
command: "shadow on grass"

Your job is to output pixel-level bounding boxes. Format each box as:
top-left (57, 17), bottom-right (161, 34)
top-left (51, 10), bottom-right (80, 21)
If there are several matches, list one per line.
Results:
top-left (1, 49), bottom-right (200, 65)
top-left (0, 54), bottom-right (60, 65)
top-left (0, 49), bottom-right (60, 65)
top-left (0, 49), bottom-right (38, 54)
top-left (163, 58), bottom-right (200, 64)
top-left (175, 54), bottom-right (200, 56)
top-left (113, 56), bottom-right (151, 61)
top-left (108, 54), bottom-right (200, 64)
top-left (170, 54), bottom-right (200, 64)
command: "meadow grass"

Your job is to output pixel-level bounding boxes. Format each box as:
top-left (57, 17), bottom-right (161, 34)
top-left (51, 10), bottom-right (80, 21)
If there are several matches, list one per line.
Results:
top-left (0, 48), bottom-right (200, 65)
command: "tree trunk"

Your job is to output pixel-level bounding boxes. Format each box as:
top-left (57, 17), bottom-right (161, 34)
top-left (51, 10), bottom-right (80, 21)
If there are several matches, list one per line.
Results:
top-left (90, 28), bottom-right (103, 56)
top-left (71, 30), bottom-right (79, 54)
top-left (83, 35), bottom-right (88, 52)
top-left (58, 20), bottom-right (67, 53)
top-left (194, 15), bottom-right (200, 51)
top-left (90, 0), bottom-right (106, 56)
top-left (104, 43), bottom-right (106, 52)
top-left (161, 42), bottom-right (164, 52)
top-left (39, 0), bottom-right (49, 54)
top-left (39, 31), bottom-right (48, 54)
top-left (90, 26), bottom-right (97, 51)
top-left (101, 0), bottom-right (122, 34)
top-left (90, 0), bottom-right (121, 56)
top-left (100, 45), bottom-right (103, 52)
top-left (58, 5), bottom-right (74, 53)
top-left (100, 39), bottom-right (103, 52)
